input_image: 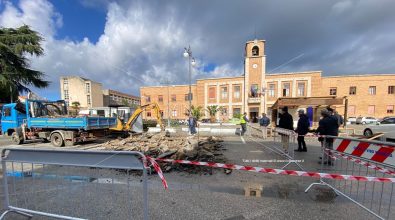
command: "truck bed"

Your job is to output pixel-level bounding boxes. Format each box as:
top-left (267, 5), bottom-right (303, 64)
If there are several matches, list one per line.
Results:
top-left (28, 116), bottom-right (117, 130)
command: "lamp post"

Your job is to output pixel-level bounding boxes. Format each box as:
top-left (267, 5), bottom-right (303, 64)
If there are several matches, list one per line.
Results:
top-left (183, 46), bottom-right (196, 115)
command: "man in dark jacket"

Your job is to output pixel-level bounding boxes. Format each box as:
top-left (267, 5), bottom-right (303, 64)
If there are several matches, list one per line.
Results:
top-left (295, 109), bottom-right (309, 152)
top-left (278, 106), bottom-right (293, 154)
top-left (259, 113), bottom-right (270, 139)
top-left (316, 109), bottom-right (339, 165)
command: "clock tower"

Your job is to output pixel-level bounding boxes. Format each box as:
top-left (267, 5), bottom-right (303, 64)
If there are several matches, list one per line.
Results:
top-left (244, 39), bottom-right (266, 122)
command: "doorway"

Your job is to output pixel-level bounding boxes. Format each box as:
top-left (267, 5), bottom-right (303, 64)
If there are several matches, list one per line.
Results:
top-left (249, 107), bottom-right (259, 123)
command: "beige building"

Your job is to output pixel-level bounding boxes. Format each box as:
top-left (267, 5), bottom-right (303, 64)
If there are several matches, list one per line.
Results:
top-left (140, 39), bottom-right (395, 121)
top-left (60, 76), bottom-right (140, 109)
top-left (60, 76), bottom-right (103, 108)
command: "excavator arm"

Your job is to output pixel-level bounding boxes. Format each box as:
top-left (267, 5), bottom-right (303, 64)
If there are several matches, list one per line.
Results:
top-left (113, 103), bottom-right (164, 132)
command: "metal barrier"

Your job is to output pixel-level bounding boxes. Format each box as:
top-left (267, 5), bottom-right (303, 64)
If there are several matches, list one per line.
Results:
top-left (247, 125), bottom-right (304, 170)
top-left (0, 148), bottom-right (148, 220)
top-left (305, 136), bottom-right (395, 220)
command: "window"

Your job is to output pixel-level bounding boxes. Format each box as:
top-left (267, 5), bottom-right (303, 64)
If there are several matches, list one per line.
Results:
top-left (250, 84), bottom-right (259, 97)
top-left (297, 82), bottom-right (305, 96)
top-left (348, 105), bottom-right (356, 116)
top-left (388, 86), bottom-right (395, 94)
top-left (63, 79), bottom-right (68, 89)
top-left (349, 86), bottom-right (357, 95)
top-left (233, 108), bottom-right (241, 116)
top-left (252, 46), bottom-right (259, 56)
top-left (329, 87), bottom-right (337, 96)
top-left (87, 95), bottom-right (91, 105)
top-left (368, 86), bottom-right (376, 95)
top-left (233, 85), bottom-right (241, 99)
top-left (209, 87), bottom-right (216, 99)
top-left (158, 95), bottom-right (163, 103)
top-left (172, 110), bottom-right (177, 117)
top-left (171, 95), bottom-right (176, 102)
top-left (3, 107), bottom-right (11, 117)
top-left (387, 105), bottom-right (394, 114)
top-left (381, 118), bottom-right (395, 124)
top-left (268, 84), bottom-right (275, 97)
top-left (146, 111), bottom-right (151, 117)
top-left (184, 93), bottom-right (193, 101)
top-left (221, 86), bottom-right (228, 100)
top-left (282, 83), bottom-right (290, 97)
top-left (145, 96), bottom-right (151, 102)
top-left (63, 90), bottom-right (69, 99)
top-left (368, 105), bottom-right (375, 115)
top-left (85, 83), bottom-right (90, 93)
top-left (160, 110), bottom-right (164, 117)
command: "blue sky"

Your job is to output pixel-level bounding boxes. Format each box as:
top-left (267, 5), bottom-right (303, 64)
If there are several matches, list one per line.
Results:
top-left (1, 0), bottom-right (395, 100)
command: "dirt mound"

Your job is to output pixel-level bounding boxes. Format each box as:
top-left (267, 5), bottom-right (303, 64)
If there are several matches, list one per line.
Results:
top-left (103, 133), bottom-right (227, 173)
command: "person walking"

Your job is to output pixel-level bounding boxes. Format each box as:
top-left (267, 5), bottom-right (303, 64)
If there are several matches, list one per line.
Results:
top-left (278, 106), bottom-right (293, 154)
top-left (316, 109), bottom-right (339, 165)
top-left (259, 113), bottom-right (270, 139)
top-left (295, 109), bottom-right (310, 152)
top-left (188, 115), bottom-right (197, 135)
top-left (240, 112), bottom-right (249, 136)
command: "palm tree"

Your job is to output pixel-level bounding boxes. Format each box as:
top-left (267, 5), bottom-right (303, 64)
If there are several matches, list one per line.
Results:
top-left (186, 105), bottom-right (203, 121)
top-left (206, 105), bottom-right (222, 123)
top-left (71, 102), bottom-right (81, 115)
top-left (0, 25), bottom-right (49, 102)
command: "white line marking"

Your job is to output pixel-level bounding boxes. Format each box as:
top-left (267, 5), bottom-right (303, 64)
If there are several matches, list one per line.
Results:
top-left (240, 136), bottom-right (246, 144)
top-left (250, 150), bottom-right (263, 153)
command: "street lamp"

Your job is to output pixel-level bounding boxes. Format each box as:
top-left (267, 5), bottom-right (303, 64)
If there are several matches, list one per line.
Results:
top-left (183, 46), bottom-right (196, 115)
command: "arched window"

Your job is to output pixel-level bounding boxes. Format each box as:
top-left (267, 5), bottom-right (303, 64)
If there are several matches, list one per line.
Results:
top-left (252, 46), bottom-right (259, 56)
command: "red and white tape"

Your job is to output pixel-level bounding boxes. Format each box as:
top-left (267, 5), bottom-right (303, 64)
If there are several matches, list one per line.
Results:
top-left (145, 156), bottom-right (168, 189)
top-left (156, 158), bottom-right (395, 183)
top-left (326, 150), bottom-right (395, 176)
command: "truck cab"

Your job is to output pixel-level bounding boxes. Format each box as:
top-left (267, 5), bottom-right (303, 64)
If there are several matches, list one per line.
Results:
top-left (1, 103), bottom-right (27, 137)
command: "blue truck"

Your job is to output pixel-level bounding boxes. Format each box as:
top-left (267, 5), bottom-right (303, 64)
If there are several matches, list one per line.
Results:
top-left (1, 99), bottom-right (117, 147)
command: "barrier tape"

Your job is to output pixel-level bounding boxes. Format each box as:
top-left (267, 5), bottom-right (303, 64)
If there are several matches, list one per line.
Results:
top-left (325, 149), bottom-right (395, 176)
top-left (155, 158), bottom-right (395, 183)
top-left (145, 156), bottom-right (168, 189)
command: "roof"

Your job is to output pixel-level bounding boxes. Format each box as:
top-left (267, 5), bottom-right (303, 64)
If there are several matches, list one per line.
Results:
top-left (267, 71), bottom-right (322, 76)
top-left (272, 96), bottom-right (346, 109)
top-left (322, 73), bottom-right (395, 78)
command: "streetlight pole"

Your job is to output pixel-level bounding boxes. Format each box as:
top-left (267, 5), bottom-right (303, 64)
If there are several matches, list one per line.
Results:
top-left (183, 46), bottom-right (196, 115)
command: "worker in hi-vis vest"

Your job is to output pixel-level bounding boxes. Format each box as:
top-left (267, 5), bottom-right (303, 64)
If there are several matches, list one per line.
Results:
top-left (240, 112), bottom-right (249, 136)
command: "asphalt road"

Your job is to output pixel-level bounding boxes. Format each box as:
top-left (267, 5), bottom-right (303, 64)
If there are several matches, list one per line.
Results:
top-left (0, 126), bottom-right (392, 219)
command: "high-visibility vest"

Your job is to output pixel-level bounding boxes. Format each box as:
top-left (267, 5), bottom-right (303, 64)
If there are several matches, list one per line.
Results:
top-left (240, 115), bottom-right (246, 124)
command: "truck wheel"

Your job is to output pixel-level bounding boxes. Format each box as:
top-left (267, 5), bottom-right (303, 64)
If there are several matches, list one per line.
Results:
top-left (51, 133), bottom-right (64, 147)
top-left (11, 132), bottom-right (24, 145)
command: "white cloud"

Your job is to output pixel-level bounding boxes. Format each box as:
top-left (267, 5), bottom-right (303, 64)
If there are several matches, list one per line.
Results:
top-left (0, 0), bottom-right (238, 97)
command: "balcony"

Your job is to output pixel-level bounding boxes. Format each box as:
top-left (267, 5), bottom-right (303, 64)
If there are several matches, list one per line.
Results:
top-left (248, 97), bottom-right (261, 104)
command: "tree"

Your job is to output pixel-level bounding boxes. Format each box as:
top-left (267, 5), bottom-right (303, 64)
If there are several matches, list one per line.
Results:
top-left (206, 105), bottom-right (222, 123)
top-left (71, 101), bottom-right (81, 115)
top-left (0, 25), bottom-right (49, 102)
top-left (185, 105), bottom-right (203, 121)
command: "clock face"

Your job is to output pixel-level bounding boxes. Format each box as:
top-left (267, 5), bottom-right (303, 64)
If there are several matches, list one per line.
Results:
top-left (252, 64), bottom-right (258, 69)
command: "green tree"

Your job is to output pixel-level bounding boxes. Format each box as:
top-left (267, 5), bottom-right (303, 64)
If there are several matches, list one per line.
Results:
top-left (71, 101), bottom-right (81, 115)
top-left (186, 105), bottom-right (203, 121)
top-left (0, 25), bottom-right (49, 102)
top-left (206, 105), bottom-right (222, 123)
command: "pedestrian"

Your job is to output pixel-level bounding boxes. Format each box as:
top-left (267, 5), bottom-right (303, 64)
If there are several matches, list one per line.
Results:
top-left (259, 113), bottom-right (270, 139)
top-left (295, 109), bottom-right (309, 152)
top-left (188, 115), bottom-right (197, 135)
top-left (240, 112), bottom-right (249, 136)
top-left (334, 111), bottom-right (344, 127)
top-left (278, 106), bottom-right (293, 154)
top-left (316, 108), bottom-right (339, 165)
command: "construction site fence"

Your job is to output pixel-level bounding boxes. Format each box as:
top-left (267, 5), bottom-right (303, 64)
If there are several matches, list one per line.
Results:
top-left (305, 135), bottom-right (395, 220)
top-left (0, 148), bottom-right (149, 220)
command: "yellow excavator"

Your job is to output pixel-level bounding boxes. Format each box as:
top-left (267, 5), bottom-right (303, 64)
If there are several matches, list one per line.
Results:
top-left (110, 103), bottom-right (164, 133)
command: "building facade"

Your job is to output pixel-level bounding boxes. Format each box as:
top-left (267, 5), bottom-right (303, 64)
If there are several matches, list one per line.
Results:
top-left (140, 39), bottom-right (395, 120)
top-left (60, 76), bottom-right (140, 109)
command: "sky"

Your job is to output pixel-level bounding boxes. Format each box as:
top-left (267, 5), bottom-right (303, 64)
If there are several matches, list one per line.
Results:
top-left (1, 0), bottom-right (395, 100)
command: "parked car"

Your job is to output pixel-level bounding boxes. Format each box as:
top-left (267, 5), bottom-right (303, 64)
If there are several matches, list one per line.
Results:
top-left (356, 116), bottom-right (378, 125)
top-left (363, 117), bottom-right (395, 141)
top-left (347, 117), bottom-right (356, 125)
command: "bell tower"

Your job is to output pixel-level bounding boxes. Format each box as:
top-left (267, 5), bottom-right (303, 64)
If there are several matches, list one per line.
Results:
top-left (244, 39), bottom-right (266, 121)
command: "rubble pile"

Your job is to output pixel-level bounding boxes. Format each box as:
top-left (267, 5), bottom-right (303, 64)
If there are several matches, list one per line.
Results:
top-left (103, 133), bottom-right (227, 173)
